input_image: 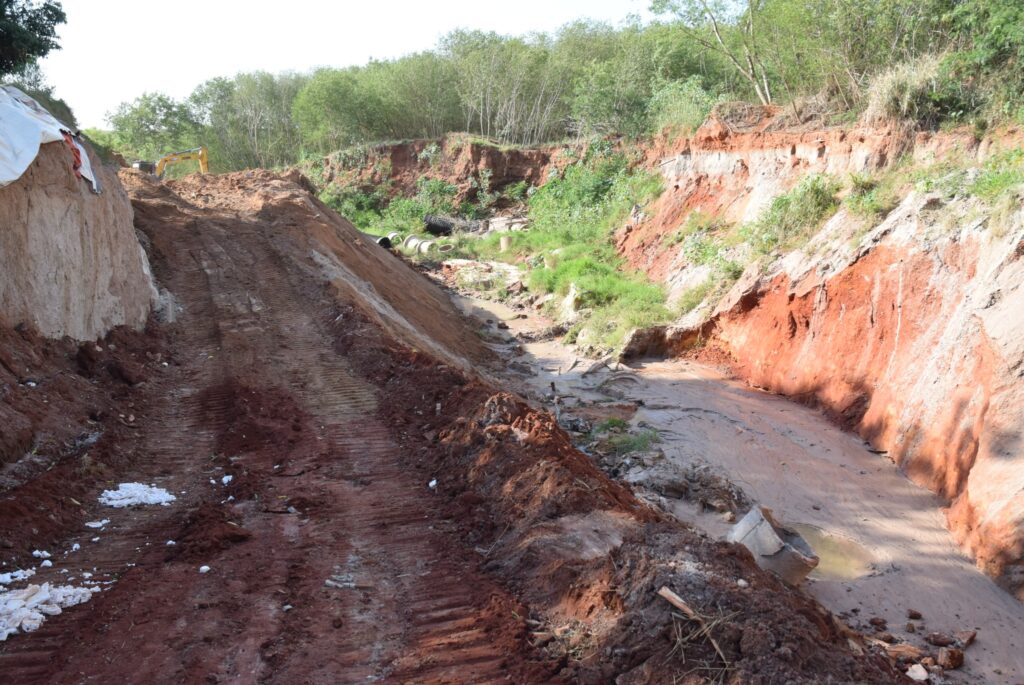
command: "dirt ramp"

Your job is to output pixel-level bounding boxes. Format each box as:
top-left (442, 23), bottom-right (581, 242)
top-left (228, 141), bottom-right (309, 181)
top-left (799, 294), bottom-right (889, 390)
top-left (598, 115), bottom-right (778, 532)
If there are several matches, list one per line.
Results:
top-left (0, 143), bottom-right (155, 339)
top-left (123, 168), bottom-right (490, 371)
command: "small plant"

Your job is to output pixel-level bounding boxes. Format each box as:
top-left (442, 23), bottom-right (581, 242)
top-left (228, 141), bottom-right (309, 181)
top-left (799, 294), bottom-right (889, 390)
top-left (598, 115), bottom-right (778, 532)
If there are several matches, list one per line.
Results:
top-left (606, 429), bottom-right (660, 455)
top-left (677, 279), bottom-right (715, 315)
top-left (419, 142), bottom-right (441, 167)
top-left (504, 180), bottom-right (529, 202)
top-left (593, 417), bottom-right (629, 433)
top-left (648, 76), bottom-right (722, 135)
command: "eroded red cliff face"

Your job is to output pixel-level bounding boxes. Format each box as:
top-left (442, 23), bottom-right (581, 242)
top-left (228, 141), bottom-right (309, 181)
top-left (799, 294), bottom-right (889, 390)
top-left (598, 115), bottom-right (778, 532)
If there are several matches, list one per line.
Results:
top-left (710, 220), bottom-right (1024, 594)
top-left (314, 133), bottom-right (566, 203)
top-left (622, 115), bottom-right (1024, 595)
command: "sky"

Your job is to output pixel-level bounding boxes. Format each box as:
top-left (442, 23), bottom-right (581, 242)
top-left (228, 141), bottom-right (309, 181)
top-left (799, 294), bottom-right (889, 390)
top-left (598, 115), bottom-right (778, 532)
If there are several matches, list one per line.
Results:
top-left (38, 0), bottom-right (654, 130)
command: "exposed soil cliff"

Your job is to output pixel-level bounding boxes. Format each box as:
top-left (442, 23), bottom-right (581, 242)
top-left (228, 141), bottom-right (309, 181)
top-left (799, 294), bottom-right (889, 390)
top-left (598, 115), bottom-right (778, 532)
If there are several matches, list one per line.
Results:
top-left (617, 112), bottom-right (1024, 596)
top-left (0, 143), bottom-right (155, 339)
top-left (312, 133), bottom-right (565, 202)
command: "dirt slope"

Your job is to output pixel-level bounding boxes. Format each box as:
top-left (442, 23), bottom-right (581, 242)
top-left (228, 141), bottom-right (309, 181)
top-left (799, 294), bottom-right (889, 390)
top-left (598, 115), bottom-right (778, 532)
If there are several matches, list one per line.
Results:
top-left (0, 169), bottom-right (900, 683)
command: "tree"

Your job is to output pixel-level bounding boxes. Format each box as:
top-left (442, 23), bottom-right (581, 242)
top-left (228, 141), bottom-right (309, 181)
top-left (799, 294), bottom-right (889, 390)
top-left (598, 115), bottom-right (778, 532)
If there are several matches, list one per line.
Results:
top-left (0, 0), bottom-right (66, 78)
top-left (651, 0), bottom-right (774, 105)
top-left (107, 92), bottom-right (199, 162)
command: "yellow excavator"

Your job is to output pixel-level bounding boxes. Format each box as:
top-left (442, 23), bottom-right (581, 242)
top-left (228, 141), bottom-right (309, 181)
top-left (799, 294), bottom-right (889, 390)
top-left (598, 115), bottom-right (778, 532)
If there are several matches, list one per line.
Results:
top-left (132, 146), bottom-right (209, 177)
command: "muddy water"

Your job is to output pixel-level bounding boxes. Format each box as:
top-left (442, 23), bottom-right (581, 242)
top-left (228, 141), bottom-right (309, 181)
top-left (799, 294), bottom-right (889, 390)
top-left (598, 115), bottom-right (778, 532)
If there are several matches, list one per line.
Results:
top-left (453, 291), bottom-right (1024, 685)
top-left (791, 524), bottom-right (874, 581)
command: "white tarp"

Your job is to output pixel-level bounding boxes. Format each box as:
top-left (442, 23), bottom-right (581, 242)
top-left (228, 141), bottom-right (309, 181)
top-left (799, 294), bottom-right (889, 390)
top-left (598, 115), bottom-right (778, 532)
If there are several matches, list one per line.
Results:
top-left (0, 85), bottom-right (99, 192)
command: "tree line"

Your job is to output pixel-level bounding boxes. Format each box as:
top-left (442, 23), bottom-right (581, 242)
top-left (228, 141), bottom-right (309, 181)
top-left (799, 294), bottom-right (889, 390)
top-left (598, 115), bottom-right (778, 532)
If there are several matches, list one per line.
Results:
top-left (63, 1), bottom-right (1024, 172)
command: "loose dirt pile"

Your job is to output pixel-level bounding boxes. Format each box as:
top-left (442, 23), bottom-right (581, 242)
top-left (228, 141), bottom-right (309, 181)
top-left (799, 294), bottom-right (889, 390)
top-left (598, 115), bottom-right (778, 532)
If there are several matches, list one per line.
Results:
top-left (0, 167), bottom-right (904, 683)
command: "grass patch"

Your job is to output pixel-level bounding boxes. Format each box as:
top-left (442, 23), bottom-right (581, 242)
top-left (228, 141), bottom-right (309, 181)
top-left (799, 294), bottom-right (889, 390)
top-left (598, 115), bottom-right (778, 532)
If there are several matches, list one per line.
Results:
top-left (739, 174), bottom-right (840, 254)
top-left (607, 429), bottom-right (660, 455)
top-left (678, 278), bottom-right (716, 314)
top-left (844, 170), bottom-right (903, 220)
top-left (451, 148), bottom-right (670, 353)
top-left (970, 148), bottom-right (1024, 202)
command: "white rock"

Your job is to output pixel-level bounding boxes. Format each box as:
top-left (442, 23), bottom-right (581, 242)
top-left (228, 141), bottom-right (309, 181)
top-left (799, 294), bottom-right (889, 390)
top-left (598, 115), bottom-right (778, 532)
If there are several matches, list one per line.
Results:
top-left (221, 475), bottom-right (233, 485)
top-left (906, 663), bottom-right (929, 681)
top-left (198, 565), bottom-right (211, 574)
top-left (84, 519), bottom-right (109, 529)
top-left (0, 569), bottom-right (35, 585)
top-left (428, 479), bottom-right (438, 490)
top-left (31, 550), bottom-right (50, 559)
top-left (39, 561), bottom-right (52, 568)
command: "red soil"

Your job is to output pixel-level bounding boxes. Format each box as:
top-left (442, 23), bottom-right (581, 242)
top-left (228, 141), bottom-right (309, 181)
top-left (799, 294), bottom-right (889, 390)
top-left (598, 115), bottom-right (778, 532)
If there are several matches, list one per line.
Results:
top-left (0, 168), bottom-right (901, 683)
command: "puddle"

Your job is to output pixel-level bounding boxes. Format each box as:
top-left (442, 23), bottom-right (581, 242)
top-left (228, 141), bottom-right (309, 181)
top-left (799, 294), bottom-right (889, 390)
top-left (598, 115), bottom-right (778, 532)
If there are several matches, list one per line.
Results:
top-left (790, 523), bottom-right (874, 580)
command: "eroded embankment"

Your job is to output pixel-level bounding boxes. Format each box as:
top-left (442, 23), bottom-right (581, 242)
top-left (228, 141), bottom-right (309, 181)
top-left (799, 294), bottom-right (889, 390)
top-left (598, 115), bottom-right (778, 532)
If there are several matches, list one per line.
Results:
top-left (330, 303), bottom-right (901, 684)
top-left (310, 133), bottom-right (565, 203)
top-left (619, 113), bottom-right (1024, 596)
top-left (0, 142), bottom-right (155, 339)
top-left (705, 213), bottom-right (1024, 597)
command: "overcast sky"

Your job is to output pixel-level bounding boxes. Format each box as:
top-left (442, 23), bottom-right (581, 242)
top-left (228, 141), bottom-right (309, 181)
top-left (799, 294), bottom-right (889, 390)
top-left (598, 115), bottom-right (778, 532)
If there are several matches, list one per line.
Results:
top-left (38, 0), bottom-right (653, 129)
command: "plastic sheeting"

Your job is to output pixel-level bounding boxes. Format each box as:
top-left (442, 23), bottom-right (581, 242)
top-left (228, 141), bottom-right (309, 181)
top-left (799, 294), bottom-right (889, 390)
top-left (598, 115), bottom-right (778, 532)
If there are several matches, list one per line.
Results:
top-left (0, 86), bottom-right (99, 192)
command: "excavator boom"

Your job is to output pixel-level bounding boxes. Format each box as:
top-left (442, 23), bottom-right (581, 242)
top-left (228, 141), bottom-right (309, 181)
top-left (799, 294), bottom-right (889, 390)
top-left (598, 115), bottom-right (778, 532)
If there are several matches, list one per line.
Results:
top-left (154, 146), bottom-right (209, 177)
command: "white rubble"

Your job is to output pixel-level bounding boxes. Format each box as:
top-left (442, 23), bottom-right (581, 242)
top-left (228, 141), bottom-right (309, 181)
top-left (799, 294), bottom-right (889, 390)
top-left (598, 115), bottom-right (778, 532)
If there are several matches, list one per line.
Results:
top-left (84, 519), bottom-right (110, 528)
top-left (99, 483), bottom-right (176, 508)
top-left (0, 583), bottom-right (98, 641)
top-left (0, 569), bottom-right (35, 585)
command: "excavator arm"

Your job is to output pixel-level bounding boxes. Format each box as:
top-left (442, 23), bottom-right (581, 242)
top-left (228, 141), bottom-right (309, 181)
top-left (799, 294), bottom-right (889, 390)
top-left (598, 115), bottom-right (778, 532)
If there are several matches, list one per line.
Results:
top-left (154, 146), bottom-right (209, 177)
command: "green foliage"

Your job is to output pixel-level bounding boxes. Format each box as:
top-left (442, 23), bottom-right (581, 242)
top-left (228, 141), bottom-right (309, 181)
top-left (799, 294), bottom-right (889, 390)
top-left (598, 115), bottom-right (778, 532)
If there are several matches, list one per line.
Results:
top-left (323, 176), bottom-right (458, 236)
top-left (451, 150), bottom-right (669, 351)
top-left (0, 1), bottom-right (65, 77)
top-left (504, 180), bottom-right (529, 202)
top-left (107, 92), bottom-right (199, 164)
top-left (607, 429), bottom-right (661, 455)
top-left (950, 0), bottom-right (1024, 120)
top-left (594, 417), bottom-right (629, 432)
top-left (844, 170), bottom-right (902, 219)
top-left (741, 175), bottom-right (840, 254)
top-left (648, 76), bottom-right (722, 134)
top-left (970, 149), bottom-right (1024, 202)
top-left (677, 278), bottom-right (716, 314)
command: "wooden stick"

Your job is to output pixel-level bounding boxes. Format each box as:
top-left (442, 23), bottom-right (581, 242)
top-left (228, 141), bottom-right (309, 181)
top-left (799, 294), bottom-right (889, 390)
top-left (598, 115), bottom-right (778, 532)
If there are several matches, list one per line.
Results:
top-left (658, 586), bottom-right (730, 666)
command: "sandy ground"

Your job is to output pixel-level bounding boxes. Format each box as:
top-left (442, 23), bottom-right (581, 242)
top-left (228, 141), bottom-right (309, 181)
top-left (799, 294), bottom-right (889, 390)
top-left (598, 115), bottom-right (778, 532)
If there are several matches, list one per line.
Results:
top-left (453, 291), bottom-right (1024, 685)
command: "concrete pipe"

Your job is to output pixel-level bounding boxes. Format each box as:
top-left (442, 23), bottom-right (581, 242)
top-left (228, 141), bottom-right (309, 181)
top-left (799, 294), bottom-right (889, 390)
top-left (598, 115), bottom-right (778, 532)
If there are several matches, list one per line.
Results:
top-left (361, 232), bottom-right (391, 249)
top-left (387, 231), bottom-right (403, 245)
top-left (418, 240), bottom-right (437, 254)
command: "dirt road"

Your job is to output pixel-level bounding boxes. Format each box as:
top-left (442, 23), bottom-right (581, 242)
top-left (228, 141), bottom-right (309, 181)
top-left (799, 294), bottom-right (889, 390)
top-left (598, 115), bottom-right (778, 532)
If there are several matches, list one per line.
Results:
top-left (0, 181), bottom-right (552, 684)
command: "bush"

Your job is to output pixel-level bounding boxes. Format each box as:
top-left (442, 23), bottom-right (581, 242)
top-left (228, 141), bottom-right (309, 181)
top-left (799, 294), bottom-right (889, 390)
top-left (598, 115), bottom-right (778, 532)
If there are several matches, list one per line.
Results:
top-left (648, 76), bottom-right (721, 135)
